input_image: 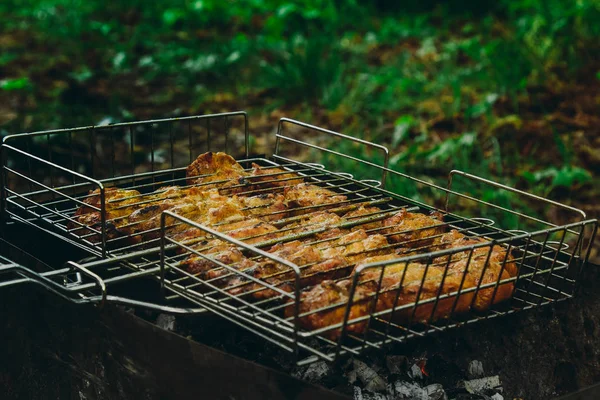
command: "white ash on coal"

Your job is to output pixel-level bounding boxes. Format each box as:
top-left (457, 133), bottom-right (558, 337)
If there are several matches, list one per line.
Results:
top-left (424, 384), bottom-right (447, 400)
top-left (461, 375), bottom-right (501, 394)
top-left (353, 386), bottom-right (388, 400)
top-left (393, 381), bottom-right (448, 400)
top-left (467, 360), bottom-right (485, 379)
top-left (405, 357), bottom-right (429, 381)
top-left (394, 381), bottom-right (422, 398)
top-left (349, 359), bottom-right (387, 393)
top-left (409, 363), bottom-right (425, 380)
top-left (292, 360), bottom-right (330, 382)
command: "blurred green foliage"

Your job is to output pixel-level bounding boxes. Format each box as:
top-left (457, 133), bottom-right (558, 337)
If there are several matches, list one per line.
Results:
top-left (1, 0), bottom-right (598, 227)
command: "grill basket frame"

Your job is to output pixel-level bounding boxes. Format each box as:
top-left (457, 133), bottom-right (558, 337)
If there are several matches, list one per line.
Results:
top-left (1, 112), bottom-right (597, 365)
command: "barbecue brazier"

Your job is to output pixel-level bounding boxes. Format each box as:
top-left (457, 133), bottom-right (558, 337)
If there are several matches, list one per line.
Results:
top-left (0, 112), bottom-right (597, 399)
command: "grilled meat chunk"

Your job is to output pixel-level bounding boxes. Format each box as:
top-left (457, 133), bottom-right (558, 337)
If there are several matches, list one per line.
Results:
top-left (343, 206), bottom-right (386, 231)
top-left (240, 193), bottom-right (288, 221)
top-left (186, 151), bottom-right (246, 187)
top-left (431, 230), bottom-right (518, 277)
top-left (284, 183), bottom-right (348, 209)
top-left (180, 247), bottom-right (246, 278)
top-left (287, 279), bottom-right (378, 339)
top-left (289, 256), bottom-right (477, 339)
top-left (382, 209), bottom-right (445, 246)
top-left (249, 163), bottom-right (304, 188)
top-left (186, 153), bottom-right (305, 194)
top-left (70, 187), bottom-right (146, 243)
top-left (320, 230), bottom-right (390, 264)
top-left (288, 227), bottom-right (518, 339)
top-left (218, 230), bottom-right (393, 300)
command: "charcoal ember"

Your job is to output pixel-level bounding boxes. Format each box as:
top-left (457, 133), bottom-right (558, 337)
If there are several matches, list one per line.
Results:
top-left (490, 394), bottom-right (504, 400)
top-left (408, 363), bottom-right (424, 379)
top-left (386, 355), bottom-right (408, 375)
top-left (468, 360), bottom-right (485, 379)
top-left (155, 314), bottom-right (176, 332)
top-left (350, 359), bottom-right (387, 392)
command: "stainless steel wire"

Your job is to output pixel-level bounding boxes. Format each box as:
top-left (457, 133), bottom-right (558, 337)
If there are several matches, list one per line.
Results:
top-left (0, 113), bottom-right (597, 366)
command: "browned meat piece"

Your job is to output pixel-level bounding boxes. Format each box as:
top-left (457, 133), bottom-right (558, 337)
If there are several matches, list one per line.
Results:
top-left (430, 230), bottom-right (517, 309)
top-left (314, 227), bottom-right (350, 242)
top-left (186, 154), bottom-right (304, 194)
top-left (224, 221), bottom-right (281, 244)
top-left (240, 193), bottom-right (288, 221)
top-left (283, 183), bottom-right (347, 209)
top-left (286, 279), bottom-right (378, 339)
top-left (431, 230), bottom-right (518, 277)
top-left (447, 256), bottom-right (514, 311)
top-left (139, 202), bottom-right (204, 242)
top-left (300, 212), bottom-right (344, 228)
top-left (205, 198), bottom-right (246, 225)
top-left (382, 209), bottom-right (445, 246)
top-left (186, 151), bottom-right (246, 186)
top-left (179, 246), bottom-right (262, 292)
top-left (71, 186), bottom-right (222, 244)
top-left (74, 186), bottom-right (195, 246)
top-left (70, 212), bottom-right (128, 245)
top-left (284, 212), bottom-right (344, 236)
top-left (224, 230), bottom-right (392, 300)
top-left (125, 189), bottom-right (247, 244)
top-left (313, 228), bottom-right (367, 250)
top-left (343, 206), bottom-right (386, 231)
top-left (330, 228), bottom-right (367, 244)
top-left (248, 163), bottom-right (304, 188)
top-left (302, 256), bottom-right (348, 282)
top-left (216, 164), bottom-right (306, 196)
top-left (368, 235), bottom-right (516, 314)
top-left (69, 187), bottom-right (145, 243)
top-left (320, 230), bottom-right (390, 264)
top-left (434, 229), bottom-right (465, 245)
top-left (355, 256), bottom-right (476, 322)
top-left (180, 219), bottom-right (282, 252)
top-left (268, 241), bottom-right (321, 264)
top-left (228, 240), bottom-right (339, 300)
top-left (289, 226), bottom-right (520, 340)
top-left (290, 257), bottom-right (477, 339)
top-left (180, 247), bottom-right (246, 278)
top-left (74, 187), bottom-right (142, 217)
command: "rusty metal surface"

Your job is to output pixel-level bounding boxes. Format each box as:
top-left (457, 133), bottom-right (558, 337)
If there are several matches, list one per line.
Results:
top-left (0, 283), bottom-right (349, 400)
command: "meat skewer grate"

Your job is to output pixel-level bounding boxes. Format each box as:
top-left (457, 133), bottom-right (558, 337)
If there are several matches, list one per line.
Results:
top-left (0, 112), bottom-right (597, 365)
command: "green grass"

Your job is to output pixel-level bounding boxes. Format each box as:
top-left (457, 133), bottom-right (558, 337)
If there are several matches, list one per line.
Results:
top-left (1, 0), bottom-right (599, 231)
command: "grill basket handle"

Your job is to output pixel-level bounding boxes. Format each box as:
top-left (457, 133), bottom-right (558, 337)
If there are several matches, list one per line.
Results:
top-left (446, 169), bottom-right (587, 221)
top-left (0, 259), bottom-right (207, 315)
top-left (274, 118), bottom-right (390, 188)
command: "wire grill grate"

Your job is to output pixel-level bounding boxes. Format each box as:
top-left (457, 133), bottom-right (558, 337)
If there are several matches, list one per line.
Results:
top-left (1, 112), bottom-right (597, 365)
